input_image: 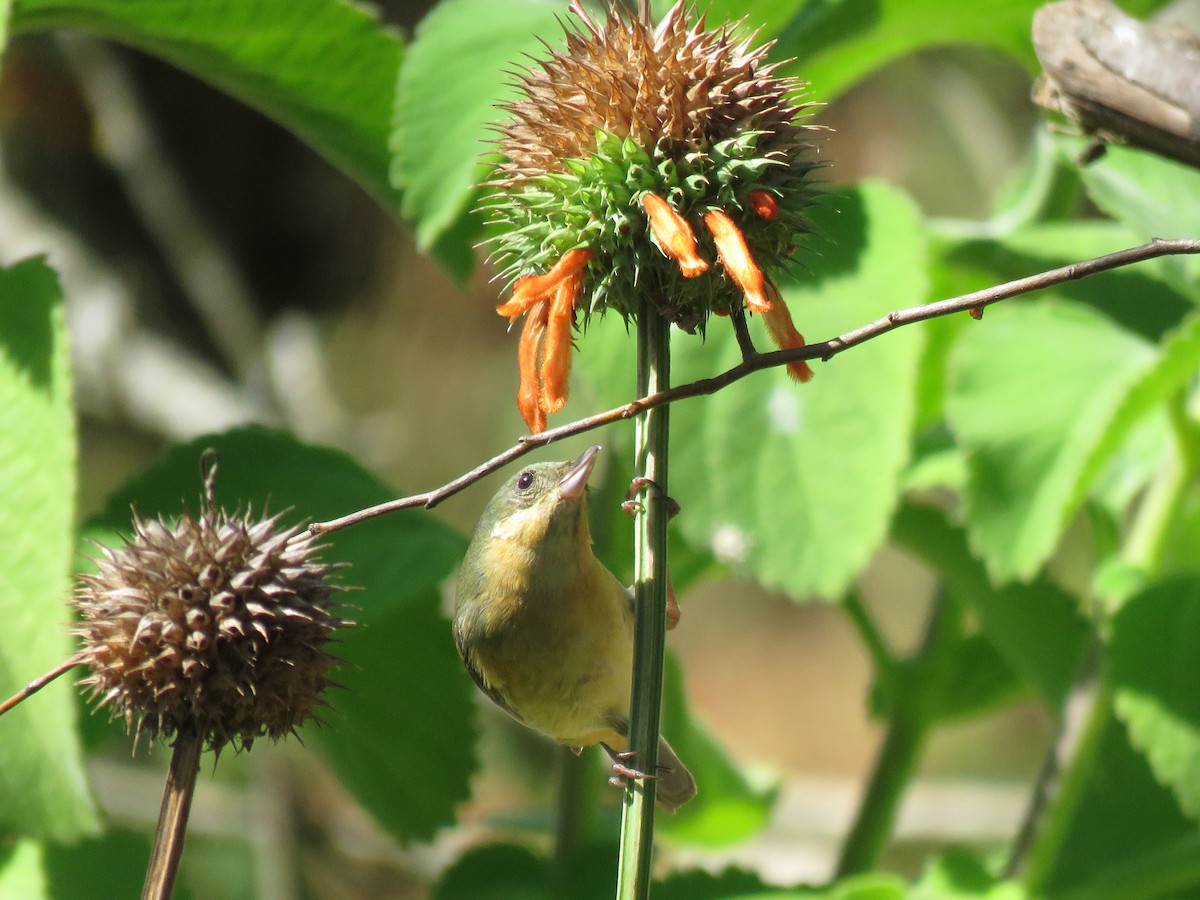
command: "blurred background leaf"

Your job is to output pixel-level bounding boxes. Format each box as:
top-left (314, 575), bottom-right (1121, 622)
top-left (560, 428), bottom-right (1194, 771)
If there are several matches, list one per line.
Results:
top-left (0, 257), bottom-right (99, 841)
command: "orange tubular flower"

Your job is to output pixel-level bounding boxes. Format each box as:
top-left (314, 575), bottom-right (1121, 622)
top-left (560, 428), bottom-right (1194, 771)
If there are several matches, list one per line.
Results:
top-left (540, 268), bottom-right (584, 414)
top-left (703, 209), bottom-right (772, 314)
top-left (496, 248), bottom-right (593, 321)
top-left (762, 282), bottom-right (814, 382)
top-left (516, 300), bottom-right (550, 433)
top-left (642, 193), bottom-right (709, 277)
top-left (497, 248), bottom-right (592, 433)
top-left (747, 190), bottom-right (779, 219)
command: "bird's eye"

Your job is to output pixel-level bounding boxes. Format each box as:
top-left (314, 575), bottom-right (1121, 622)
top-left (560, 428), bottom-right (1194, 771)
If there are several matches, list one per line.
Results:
top-left (516, 471), bottom-right (535, 491)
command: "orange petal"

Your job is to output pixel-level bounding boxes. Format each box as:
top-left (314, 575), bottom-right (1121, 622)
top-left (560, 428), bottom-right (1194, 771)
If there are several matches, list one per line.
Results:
top-left (540, 268), bottom-right (582, 414)
top-left (516, 300), bottom-right (549, 432)
top-left (642, 193), bottom-right (708, 278)
top-left (761, 283), bottom-right (813, 383)
top-left (496, 248), bottom-right (593, 319)
top-left (748, 190), bottom-right (778, 219)
top-left (703, 209), bottom-right (772, 314)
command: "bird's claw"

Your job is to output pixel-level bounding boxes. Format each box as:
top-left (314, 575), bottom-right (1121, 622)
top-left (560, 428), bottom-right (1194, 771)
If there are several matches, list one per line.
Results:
top-left (609, 749), bottom-right (676, 790)
top-left (622, 478), bottom-right (681, 519)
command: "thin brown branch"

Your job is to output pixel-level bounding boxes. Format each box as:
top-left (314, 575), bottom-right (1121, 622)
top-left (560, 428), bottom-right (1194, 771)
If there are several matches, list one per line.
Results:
top-left (309, 238), bottom-right (1200, 537)
top-left (0, 654), bottom-right (84, 717)
top-left (142, 729), bottom-right (204, 900)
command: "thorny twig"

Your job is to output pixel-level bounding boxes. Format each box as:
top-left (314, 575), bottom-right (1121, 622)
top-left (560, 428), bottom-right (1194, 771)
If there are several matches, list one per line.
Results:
top-left (309, 237), bottom-right (1200, 537)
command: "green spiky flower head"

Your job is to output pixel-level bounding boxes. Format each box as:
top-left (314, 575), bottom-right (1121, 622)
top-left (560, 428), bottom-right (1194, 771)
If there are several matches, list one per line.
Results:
top-left (483, 0), bottom-right (822, 432)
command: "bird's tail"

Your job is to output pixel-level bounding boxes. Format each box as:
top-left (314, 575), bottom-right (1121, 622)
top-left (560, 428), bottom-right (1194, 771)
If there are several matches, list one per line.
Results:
top-left (654, 735), bottom-right (697, 814)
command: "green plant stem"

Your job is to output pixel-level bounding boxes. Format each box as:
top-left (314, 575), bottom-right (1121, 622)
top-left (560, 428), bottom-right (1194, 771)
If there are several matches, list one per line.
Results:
top-left (1018, 681), bottom-right (1112, 895)
top-left (616, 303), bottom-right (670, 900)
top-left (834, 591), bottom-right (960, 877)
top-left (554, 746), bottom-right (598, 892)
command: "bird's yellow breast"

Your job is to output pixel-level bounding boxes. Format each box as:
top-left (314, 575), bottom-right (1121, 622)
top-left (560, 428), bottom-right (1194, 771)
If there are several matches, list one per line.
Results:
top-left (466, 541), bottom-right (634, 748)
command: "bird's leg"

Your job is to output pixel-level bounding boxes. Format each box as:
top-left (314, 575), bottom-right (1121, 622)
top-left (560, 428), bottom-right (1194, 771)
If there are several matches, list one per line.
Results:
top-left (623, 477), bottom-right (681, 629)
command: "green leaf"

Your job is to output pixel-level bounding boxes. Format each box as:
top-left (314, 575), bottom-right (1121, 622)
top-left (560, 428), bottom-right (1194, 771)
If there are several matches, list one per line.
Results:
top-left (773, 0), bottom-right (1172, 101)
top-left (947, 300), bottom-right (1155, 582)
top-left (774, 0), bottom-right (1042, 100)
top-left (913, 849), bottom-right (1027, 899)
top-left (43, 828), bottom-right (160, 900)
top-left (1111, 577), bottom-right (1200, 821)
top-left (434, 844), bottom-right (556, 900)
top-left (932, 221), bottom-right (1192, 342)
top-left (86, 427), bottom-right (473, 843)
top-left (579, 182), bottom-right (927, 599)
top-left (659, 655), bottom-right (777, 845)
top-left (892, 505), bottom-right (1088, 707)
top-left (0, 841), bottom-right (46, 900)
top-left (1042, 709), bottom-right (1200, 896)
top-left (391, 0), bottom-right (565, 276)
top-left (1067, 139), bottom-right (1200, 298)
top-left (10, 0), bottom-right (404, 217)
top-left (936, 633), bottom-right (1025, 721)
top-left (0, 0), bottom-right (12, 56)
top-left (0, 257), bottom-right (98, 841)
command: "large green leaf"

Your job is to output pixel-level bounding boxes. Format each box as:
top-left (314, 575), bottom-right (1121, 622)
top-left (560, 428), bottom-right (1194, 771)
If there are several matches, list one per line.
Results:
top-left (932, 221), bottom-right (1193, 342)
top-left (10, 0), bottom-right (404, 216)
top-left (390, 0), bottom-right (565, 276)
top-left (0, 257), bottom-right (98, 841)
top-left (892, 504), bottom-right (1088, 708)
top-left (1041, 709), bottom-right (1200, 896)
top-left (87, 427), bottom-right (473, 843)
top-left (579, 182), bottom-right (925, 599)
top-left (947, 300), bottom-right (1155, 582)
top-left (772, 0), bottom-right (1172, 102)
top-left (1067, 139), bottom-right (1200, 299)
top-left (1111, 577), bottom-right (1200, 821)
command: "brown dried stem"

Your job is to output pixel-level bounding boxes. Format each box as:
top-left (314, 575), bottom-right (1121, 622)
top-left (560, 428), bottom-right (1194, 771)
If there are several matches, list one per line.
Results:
top-left (142, 729), bottom-right (204, 900)
top-left (309, 237), bottom-right (1200, 537)
top-left (0, 654), bottom-right (85, 717)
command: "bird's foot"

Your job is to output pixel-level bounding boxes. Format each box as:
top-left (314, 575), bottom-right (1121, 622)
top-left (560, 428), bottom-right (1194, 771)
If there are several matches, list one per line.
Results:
top-left (608, 749), bottom-right (672, 790)
top-left (621, 477), bottom-right (681, 519)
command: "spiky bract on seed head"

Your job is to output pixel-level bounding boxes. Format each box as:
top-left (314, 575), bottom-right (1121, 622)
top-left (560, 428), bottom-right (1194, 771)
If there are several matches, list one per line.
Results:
top-left (75, 472), bottom-right (344, 753)
top-left (486, 0), bottom-right (819, 330)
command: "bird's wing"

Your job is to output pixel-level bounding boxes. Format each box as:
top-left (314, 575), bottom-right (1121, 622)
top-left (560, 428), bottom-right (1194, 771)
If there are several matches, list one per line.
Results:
top-left (455, 625), bottom-right (526, 725)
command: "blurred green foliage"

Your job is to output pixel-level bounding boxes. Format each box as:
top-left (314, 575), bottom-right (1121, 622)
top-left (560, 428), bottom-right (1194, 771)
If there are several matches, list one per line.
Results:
top-left (2, 0), bottom-right (1199, 897)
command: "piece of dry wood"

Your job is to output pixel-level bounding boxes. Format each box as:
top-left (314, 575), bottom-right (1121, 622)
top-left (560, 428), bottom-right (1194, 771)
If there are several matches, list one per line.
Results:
top-left (1033, 0), bottom-right (1200, 167)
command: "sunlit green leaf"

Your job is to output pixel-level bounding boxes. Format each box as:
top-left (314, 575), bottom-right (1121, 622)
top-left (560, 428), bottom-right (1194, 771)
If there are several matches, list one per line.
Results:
top-left (86, 427), bottom-right (473, 843)
top-left (10, 0), bottom-right (404, 216)
top-left (1066, 139), bottom-right (1200, 300)
top-left (0, 257), bottom-right (98, 841)
top-left (773, 0), bottom-right (1172, 101)
top-left (391, 0), bottom-right (564, 277)
top-left (912, 849), bottom-right (1027, 898)
top-left (0, 841), bottom-right (46, 900)
top-left (947, 300), bottom-right (1154, 582)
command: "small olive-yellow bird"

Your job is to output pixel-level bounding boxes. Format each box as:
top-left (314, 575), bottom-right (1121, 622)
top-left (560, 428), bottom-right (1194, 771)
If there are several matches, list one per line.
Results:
top-left (454, 444), bottom-right (696, 812)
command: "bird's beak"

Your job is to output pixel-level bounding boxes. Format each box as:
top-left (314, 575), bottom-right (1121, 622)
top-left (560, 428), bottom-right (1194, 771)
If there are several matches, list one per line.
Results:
top-left (558, 444), bottom-right (601, 502)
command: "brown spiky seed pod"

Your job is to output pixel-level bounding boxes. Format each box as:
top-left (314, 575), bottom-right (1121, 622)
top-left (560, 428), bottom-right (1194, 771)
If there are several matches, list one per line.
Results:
top-left (485, 1), bottom-right (820, 433)
top-left (75, 466), bottom-right (343, 752)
